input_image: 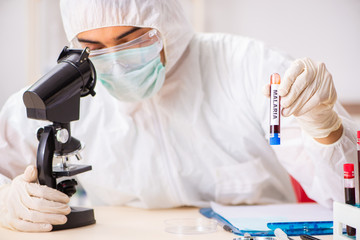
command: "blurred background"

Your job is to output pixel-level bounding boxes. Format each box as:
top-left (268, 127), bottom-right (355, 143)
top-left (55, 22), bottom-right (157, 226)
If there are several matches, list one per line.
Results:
top-left (1, 0), bottom-right (360, 118)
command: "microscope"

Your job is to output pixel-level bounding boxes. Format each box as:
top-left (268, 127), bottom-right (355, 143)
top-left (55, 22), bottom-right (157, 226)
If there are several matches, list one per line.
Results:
top-left (23, 46), bottom-right (96, 230)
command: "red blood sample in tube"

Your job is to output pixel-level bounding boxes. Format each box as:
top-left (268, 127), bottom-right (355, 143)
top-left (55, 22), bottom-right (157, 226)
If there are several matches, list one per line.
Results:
top-left (344, 163), bottom-right (356, 236)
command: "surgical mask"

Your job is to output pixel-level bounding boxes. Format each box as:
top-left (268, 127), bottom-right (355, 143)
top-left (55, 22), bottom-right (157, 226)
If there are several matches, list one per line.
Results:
top-left (89, 29), bottom-right (166, 102)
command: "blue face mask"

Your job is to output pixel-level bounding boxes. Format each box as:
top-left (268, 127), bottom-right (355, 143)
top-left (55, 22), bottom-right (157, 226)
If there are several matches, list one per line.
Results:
top-left (90, 41), bottom-right (165, 102)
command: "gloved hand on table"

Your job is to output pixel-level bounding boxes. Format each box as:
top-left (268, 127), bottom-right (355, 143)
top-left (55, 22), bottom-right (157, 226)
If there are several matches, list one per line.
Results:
top-left (263, 58), bottom-right (342, 139)
top-left (0, 165), bottom-right (71, 232)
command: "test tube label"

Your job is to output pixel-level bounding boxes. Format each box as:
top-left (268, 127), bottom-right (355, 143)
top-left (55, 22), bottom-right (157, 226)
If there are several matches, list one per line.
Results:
top-left (270, 84), bottom-right (280, 126)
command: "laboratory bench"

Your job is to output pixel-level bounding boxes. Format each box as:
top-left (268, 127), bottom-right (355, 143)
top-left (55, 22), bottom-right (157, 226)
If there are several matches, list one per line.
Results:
top-left (0, 206), bottom-right (333, 240)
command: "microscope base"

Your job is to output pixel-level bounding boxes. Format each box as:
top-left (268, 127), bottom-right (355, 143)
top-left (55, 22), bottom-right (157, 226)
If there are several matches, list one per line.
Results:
top-left (52, 206), bottom-right (96, 231)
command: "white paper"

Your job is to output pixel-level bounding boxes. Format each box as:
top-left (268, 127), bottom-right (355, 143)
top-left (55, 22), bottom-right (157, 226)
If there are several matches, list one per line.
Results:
top-left (210, 202), bottom-right (333, 231)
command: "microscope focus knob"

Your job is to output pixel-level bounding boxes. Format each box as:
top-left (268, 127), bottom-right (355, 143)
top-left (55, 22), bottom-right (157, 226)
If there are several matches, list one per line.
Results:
top-left (56, 128), bottom-right (69, 143)
top-left (57, 179), bottom-right (78, 197)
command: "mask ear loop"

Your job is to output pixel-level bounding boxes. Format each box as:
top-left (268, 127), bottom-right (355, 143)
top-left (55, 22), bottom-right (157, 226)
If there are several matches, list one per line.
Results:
top-left (152, 29), bottom-right (166, 67)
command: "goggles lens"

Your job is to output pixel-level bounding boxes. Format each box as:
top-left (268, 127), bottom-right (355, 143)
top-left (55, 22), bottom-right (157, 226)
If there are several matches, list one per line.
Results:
top-left (89, 29), bottom-right (162, 57)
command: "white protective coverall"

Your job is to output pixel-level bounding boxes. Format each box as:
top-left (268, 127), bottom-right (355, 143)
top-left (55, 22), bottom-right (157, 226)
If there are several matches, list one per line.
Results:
top-left (0, 0), bottom-right (357, 209)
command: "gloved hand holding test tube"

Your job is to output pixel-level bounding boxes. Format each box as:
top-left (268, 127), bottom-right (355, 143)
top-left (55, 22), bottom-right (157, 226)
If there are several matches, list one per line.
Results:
top-left (263, 58), bottom-right (343, 144)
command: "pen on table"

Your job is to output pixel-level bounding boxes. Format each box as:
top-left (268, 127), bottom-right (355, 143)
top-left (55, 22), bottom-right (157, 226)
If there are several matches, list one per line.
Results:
top-left (300, 234), bottom-right (321, 240)
top-left (233, 236), bottom-right (277, 240)
top-left (218, 222), bottom-right (233, 233)
top-left (223, 224), bottom-right (233, 232)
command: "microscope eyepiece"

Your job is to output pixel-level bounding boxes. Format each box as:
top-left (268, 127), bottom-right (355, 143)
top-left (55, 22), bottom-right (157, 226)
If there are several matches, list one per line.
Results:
top-left (23, 47), bottom-right (96, 123)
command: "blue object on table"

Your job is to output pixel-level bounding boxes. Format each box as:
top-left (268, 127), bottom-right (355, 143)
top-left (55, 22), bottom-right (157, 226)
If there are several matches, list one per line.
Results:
top-left (267, 221), bottom-right (333, 231)
top-left (199, 208), bottom-right (333, 236)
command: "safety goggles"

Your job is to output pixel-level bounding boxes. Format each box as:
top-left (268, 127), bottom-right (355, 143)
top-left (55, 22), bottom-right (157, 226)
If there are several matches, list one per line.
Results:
top-left (89, 29), bottom-right (162, 58)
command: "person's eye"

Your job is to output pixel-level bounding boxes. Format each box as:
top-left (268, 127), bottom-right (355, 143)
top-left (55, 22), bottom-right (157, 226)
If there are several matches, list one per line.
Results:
top-left (80, 43), bottom-right (105, 51)
top-left (115, 39), bottom-right (129, 45)
top-left (89, 47), bottom-right (101, 51)
top-left (88, 45), bottom-right (104, 51)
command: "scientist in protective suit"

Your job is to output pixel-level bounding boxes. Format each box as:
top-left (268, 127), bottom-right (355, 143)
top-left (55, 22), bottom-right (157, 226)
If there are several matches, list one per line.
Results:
top-left (0, 0), bottom-right (357, 232)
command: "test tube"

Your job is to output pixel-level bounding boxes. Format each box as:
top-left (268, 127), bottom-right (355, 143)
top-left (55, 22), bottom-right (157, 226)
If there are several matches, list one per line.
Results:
top-left (270, 73), bottom-right (281, 145)
top-left (343, 163), bottom-right (356, 236)
top-left (357, 131), bottom-right (360, 202)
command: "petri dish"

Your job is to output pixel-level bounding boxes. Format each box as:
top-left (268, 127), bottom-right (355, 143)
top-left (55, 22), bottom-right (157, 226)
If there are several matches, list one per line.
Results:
top-left (164, 218), bottom-right (218, 235)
